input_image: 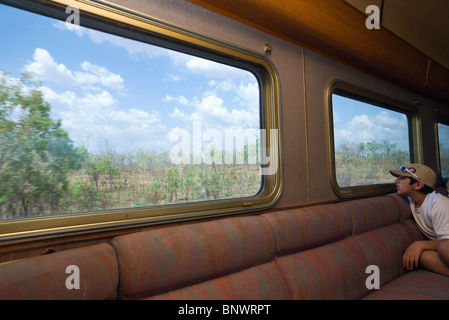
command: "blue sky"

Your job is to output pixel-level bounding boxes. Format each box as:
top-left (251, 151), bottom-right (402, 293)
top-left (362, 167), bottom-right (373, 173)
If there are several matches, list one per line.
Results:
top-left (0, 3), bottom-right (259, 155)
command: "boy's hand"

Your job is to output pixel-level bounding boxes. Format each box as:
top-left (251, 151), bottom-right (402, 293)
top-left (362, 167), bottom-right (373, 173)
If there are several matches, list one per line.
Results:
top-left (402, 241), bottom-right (426, 270)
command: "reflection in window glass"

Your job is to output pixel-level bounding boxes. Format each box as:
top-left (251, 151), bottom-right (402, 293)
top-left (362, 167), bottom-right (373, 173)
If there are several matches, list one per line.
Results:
top-left (0, 4), bottom-right (262, 220)
top-left (332, 93), bottom-right (411, 187)
top-left (438, 122), bottom-right (449, 180)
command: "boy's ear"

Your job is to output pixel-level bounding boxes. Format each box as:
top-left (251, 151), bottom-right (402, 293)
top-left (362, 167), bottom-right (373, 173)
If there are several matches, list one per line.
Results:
top-left (414, 180), bottom-right (425, 191)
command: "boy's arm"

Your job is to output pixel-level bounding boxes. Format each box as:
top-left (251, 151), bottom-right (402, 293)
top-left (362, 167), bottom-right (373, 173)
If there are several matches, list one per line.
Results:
top-left (403, 197), bottom-right (449, 275)
top-left (402, 240), bottom-right (446, 270)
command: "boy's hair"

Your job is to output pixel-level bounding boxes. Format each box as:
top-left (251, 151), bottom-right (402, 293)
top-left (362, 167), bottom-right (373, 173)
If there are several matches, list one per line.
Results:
top-left (409, 177), bottom-right (434, 195)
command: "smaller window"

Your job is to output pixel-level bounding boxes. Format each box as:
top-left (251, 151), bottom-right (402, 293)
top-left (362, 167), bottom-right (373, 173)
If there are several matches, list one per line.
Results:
top-left (329, 82), bottom-right (417, 196)
top-left (437, 121), bottom-right (449, 181)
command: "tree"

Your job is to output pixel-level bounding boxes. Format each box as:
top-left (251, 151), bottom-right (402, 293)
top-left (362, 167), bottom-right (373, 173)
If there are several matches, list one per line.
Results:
top-left (84, 154), bottom-right (112, 190)
top-left (166, 167), bottom-right (180, 202)
top-left (335, 139), bottom-right (409, 187)
top-left (0, 73), bottom-right (83, 216)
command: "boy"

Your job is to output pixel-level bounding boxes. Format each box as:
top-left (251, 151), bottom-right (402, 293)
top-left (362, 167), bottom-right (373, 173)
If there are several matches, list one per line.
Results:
top-left (390, 164), bottom-right (449, 276)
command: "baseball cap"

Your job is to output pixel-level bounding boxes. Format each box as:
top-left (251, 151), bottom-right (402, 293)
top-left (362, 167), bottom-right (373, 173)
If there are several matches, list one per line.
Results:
top-left (389, 163), bottom-right (436, 189)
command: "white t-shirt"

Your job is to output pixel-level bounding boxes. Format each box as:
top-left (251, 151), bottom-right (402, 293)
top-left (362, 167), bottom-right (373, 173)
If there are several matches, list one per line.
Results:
top-left (409, 191), bottom-right (449, 240)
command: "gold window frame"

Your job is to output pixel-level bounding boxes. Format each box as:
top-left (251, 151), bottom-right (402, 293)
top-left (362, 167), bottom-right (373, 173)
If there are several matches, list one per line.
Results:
top-left (0, 0), bottom-right (282, 245)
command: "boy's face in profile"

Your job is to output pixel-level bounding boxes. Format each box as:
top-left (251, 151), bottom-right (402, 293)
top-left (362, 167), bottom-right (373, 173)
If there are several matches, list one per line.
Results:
top-left (395, 176), bottom-right (415, 197)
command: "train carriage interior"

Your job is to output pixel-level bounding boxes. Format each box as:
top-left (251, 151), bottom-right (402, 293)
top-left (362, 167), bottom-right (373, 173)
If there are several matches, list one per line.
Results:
top-left (0, 0), bottom-right (449, 301)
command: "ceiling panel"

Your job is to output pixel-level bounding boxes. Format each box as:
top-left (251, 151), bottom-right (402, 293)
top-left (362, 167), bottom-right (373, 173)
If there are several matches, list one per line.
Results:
top-left (344, 0), bottom-right (449, 70)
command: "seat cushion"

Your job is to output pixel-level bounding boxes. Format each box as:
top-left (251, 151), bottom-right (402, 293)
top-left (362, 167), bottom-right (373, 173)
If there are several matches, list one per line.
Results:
top-left (0, 243), bottom-right (118, 300)
top-left (111, 216), bottom-right (276, 299)
top-left (353, 224), bottom-right (413, 286)
top-left (263, 203), bottom-right (353, 255)
top-left (263, 204), bottom-right (370, 299)
top-left (145, 261), bottom-right (290, 300)
top-left (275, 237), bottom-right (371, 299)
top-left (363, 270), bottom-right (449, 300)
top-left (342, 196), bottom-right (401, 236)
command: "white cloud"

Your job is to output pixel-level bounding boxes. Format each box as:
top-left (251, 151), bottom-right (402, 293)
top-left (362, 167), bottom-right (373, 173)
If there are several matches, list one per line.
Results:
top-left (39, 85), bottom-right (167, 152)
top-left (22, 48), bottom-right (125, 92)
top-left (236, 82), bottom-right (259, 112)
top-left (164, 76), bottom-right (260, 135)
top-left (191, 93), bottom-right (259, 130)
top-left (23, 48), bottom-right (75, 85)
top-left (164, 95), bottom-right (190, 106)
top-left (348, 114), bottom-right (373, 130)
top-left (198, 95), bottom-right (223, 113)
top-left (80, 62), bottom-right (124, 91)
top-left (169, 107), bottom-right (190, 122)
top-left (375, 111), bottom-right (403, 127)
top-left (334, 111), bottom-right (409, 150)
top-left (208, 80), bottom-right (236, 93)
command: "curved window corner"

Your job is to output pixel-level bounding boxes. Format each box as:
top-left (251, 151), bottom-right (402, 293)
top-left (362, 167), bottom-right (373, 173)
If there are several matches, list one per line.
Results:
top-left (0, 0), bottom-right (282, 244)
top-left (327, 81), bottom-right (420, 198)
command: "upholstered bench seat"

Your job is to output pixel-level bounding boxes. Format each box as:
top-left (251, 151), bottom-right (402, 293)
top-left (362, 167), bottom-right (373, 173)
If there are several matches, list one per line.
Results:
top-left (0, 243), bottom-right (118, 300)
top-left (0, 193), bottom-right (448, 300)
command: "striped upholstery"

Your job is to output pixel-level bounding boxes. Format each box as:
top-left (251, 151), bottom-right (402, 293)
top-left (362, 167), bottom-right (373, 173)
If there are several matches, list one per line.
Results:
top-left (111, 216), bottom-right (281, 299)
top-left (264, 203), bottom-right (353, 255)
top-left (275, 238), bottom-right (370, 299)
top-left (347, 194), bottom-right (420, 286)
top-left (385, 193), bottom-right (413, 222)
top-left (342, 196), bottom-right (400, 235)
top-left (263, 204), bottom-right (370, 299)
top-left (353, 224), bottom-right (411, 286)
top-left (0, 243), bottom-right (118, 300)
top-left (1, 193), bottom-right (447, 299)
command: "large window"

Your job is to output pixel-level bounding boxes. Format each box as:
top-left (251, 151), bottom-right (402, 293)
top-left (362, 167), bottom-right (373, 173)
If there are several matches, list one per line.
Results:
top-left (437, 121), bottom-right (449, 181)
top-left (329, 82), bottom-right (418, 196)
top-left (0, 0), bottom-right (281, 242)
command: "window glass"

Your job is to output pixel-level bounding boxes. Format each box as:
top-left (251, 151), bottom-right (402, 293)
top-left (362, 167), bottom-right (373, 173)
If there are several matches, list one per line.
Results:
top-left (438, 122), bottom-right (449, 181)
top-left (0, 4), bottom-right (264, 220)
top-left (332, 92), bottom-right (411, 187)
